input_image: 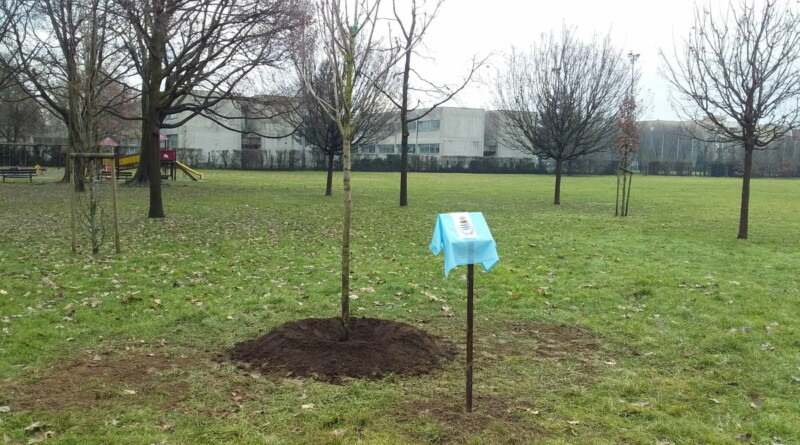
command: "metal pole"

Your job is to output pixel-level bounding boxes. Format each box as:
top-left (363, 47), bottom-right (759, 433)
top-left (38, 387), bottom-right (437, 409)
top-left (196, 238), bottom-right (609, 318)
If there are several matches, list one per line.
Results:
top-left (466, 263), bottom-right (474, 413)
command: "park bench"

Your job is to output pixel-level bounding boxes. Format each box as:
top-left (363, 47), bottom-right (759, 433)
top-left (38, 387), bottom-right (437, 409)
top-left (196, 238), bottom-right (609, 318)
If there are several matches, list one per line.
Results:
top-left (0, 168), bottom-right (37, 182)
top-left (100, 170), bottom-right (132, 180)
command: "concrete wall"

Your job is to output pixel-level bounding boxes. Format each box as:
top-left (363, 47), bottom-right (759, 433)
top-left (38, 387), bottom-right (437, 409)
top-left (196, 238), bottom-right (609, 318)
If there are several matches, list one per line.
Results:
top-left (163, 101), bottom-right (537, 162)
top-left (163, 101), bottom-right (243, 152)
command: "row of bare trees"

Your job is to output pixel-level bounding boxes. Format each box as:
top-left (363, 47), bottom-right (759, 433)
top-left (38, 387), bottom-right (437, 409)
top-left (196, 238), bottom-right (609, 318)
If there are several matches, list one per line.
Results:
top-left (662, 0), bottom-right (800, 239)
top-left (0, 0), bottom-right (309, 216)
top-left (0, 0), bottom-right (478, 217)
top-left (491, 0), bottom-right (800, 239)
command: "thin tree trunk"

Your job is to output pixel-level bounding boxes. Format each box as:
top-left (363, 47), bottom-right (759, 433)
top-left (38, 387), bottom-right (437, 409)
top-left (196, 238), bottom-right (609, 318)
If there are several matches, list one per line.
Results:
top-left (339, 25), bottom-right (356, 342)
top-left (399, 127), bottom-right (409, 206)
top-left (341, 135), bottom-right (351, 341)
top-left (325, 152), bottom-right (334, 196)
top-left (615, 168), bottom-right (621, 216)
top-left (399, 34), bottom-right (413, 207)
top-left (624, 172), bottom-right (633, 216)
top-left (621, 172), bottom-right (628, 216)
top-left (554, 159), bottom-right (563, 205)
top-left (738, 145), bottom-right (754, 239)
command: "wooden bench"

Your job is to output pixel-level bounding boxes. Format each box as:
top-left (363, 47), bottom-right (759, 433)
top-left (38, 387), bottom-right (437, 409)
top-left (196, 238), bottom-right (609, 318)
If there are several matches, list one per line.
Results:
top-left (98, 170), bottom-right (133, 181)
top-left (0, 168), bottom-right (37, 182)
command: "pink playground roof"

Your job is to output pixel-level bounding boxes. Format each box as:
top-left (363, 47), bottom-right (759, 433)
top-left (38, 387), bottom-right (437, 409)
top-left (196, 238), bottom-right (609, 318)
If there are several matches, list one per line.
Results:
top-left (100, 136), bottom-right (120, 147)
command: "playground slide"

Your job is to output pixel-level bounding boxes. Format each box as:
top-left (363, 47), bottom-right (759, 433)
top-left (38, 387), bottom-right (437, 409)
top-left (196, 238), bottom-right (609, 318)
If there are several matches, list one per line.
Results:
top-left (175, 161), bottom-right (203, 181)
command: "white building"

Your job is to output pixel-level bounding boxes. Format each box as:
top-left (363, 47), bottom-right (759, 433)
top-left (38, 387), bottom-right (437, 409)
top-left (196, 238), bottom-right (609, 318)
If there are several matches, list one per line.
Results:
top-left (360, 107), bottom-right (485, 157)
top-left (162, 100), bottom-right (536, 165)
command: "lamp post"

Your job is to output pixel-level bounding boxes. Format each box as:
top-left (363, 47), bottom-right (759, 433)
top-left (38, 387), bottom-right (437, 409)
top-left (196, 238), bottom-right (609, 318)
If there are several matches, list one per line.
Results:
top-left (627, 52), bottom-right (639, 97)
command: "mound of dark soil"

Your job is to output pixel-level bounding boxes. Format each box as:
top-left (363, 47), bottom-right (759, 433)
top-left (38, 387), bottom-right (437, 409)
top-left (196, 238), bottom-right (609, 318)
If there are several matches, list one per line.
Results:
top-left (229, 317), bottom-right (456, 382)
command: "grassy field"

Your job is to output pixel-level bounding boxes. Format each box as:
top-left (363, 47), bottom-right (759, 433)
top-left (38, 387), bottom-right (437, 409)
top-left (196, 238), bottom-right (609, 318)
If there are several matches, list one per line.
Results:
top-left (0, 171), bottom-right (798, 444)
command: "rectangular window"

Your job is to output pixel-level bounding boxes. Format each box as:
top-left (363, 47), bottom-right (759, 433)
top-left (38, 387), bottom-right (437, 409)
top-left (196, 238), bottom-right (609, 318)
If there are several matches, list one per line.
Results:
top-left (377, 144), bottom-right (395, 154)
top-left (361, 145), bottom-right (377, 154)
top-left (167, 134), bottom-right (179, 149)
top-left (407, 122), bottom-right (416, 132)
top-left (417, 120), bottom-right (440, 132)
top-left (418, 143), bottom-right (440, 154)
top-left (241, 136), bottom-right (261, 150)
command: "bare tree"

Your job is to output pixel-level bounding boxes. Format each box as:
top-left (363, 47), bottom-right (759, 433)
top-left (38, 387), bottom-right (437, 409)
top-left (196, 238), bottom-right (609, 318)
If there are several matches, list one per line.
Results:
top-left (387, 0), bottom-right (483, 207)
top-left (296, 59), bottom-right (394, 196)
top-left (296, 0), bottom-right (399, 340)
top-left (0, 80), bottom-right (45, 142)
top-left (492, 27), bottom-right (628, 205)
top-left (615, 53), bottom-right (642, 217)
top-left (662, 0), bottom-right (800, 239)
top-left (0, 0), bottom-right (26, 92)
top-left (115, 0), bottom-right (308, 218)
top-left (2, 0), bottom-right (132, 185)
top-left (615, 96), bottom-right (639, 216)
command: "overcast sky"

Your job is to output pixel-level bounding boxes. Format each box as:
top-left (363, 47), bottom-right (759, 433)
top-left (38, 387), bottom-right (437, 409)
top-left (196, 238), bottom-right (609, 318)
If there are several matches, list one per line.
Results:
top-left (404, 0), bottom-right (729, 120)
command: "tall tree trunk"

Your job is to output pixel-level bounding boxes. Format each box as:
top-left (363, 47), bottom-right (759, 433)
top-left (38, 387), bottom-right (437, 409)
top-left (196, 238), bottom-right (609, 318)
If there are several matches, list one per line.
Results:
top-left (553, 158), bottom-right (563, 205)
top-left (325, 152), bottom-right (334, 196)
top-left (130, 87), bottom-right (150, 185)
top-left (145, 110), bottom-right (164, 218)
top-left (143, 0), bottom-right (165, 218)
top-left (60, 128), bottom-right (75, 185)
top-left (737, 145), bottom-right (754, 239)
top-left (399, 34), bottom-right (413, 207)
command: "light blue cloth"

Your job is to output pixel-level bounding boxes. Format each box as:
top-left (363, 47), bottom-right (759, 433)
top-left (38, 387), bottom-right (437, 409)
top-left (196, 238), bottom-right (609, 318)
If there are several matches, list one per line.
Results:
top-left (429, 212), bottom-right (499, 277)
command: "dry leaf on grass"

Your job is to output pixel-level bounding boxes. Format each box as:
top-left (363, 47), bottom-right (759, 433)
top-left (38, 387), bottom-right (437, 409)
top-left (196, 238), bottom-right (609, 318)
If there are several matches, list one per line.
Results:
top-left (24, 422), bottom-right (44, 434)
top-left (25, 431), bottom-right (54, 444)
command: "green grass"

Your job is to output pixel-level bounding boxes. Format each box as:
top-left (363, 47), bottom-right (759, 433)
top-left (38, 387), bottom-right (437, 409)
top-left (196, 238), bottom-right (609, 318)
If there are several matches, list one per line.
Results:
top-left (1, 171), bottom-right (799, 444)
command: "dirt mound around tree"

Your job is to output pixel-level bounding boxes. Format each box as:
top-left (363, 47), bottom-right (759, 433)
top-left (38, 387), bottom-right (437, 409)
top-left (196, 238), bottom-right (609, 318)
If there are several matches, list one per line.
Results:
top-left (228, 317), bottom-right (456, 382)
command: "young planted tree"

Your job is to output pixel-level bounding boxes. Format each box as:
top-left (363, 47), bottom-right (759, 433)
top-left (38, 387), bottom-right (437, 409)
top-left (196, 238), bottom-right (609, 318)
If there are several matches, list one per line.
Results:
top-left (661, 0), bottom-right (800, 239)
top-left (614, 96), bottom-right (639, 217)
top-left (492, 27), bottom-right (628, 204)
top-left (296, 0), bottom-right (398, 340)
top-left (296, 60), bottom-right (394, 196)
top-left (115, 0), bottom-right (307, 217)
top-left (387, 0), bottom-right (483, 207)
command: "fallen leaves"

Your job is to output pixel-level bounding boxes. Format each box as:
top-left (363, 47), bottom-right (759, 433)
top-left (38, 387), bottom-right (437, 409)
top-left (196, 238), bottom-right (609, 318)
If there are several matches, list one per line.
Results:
top-left (26, 431), bottom-right (55, 444)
